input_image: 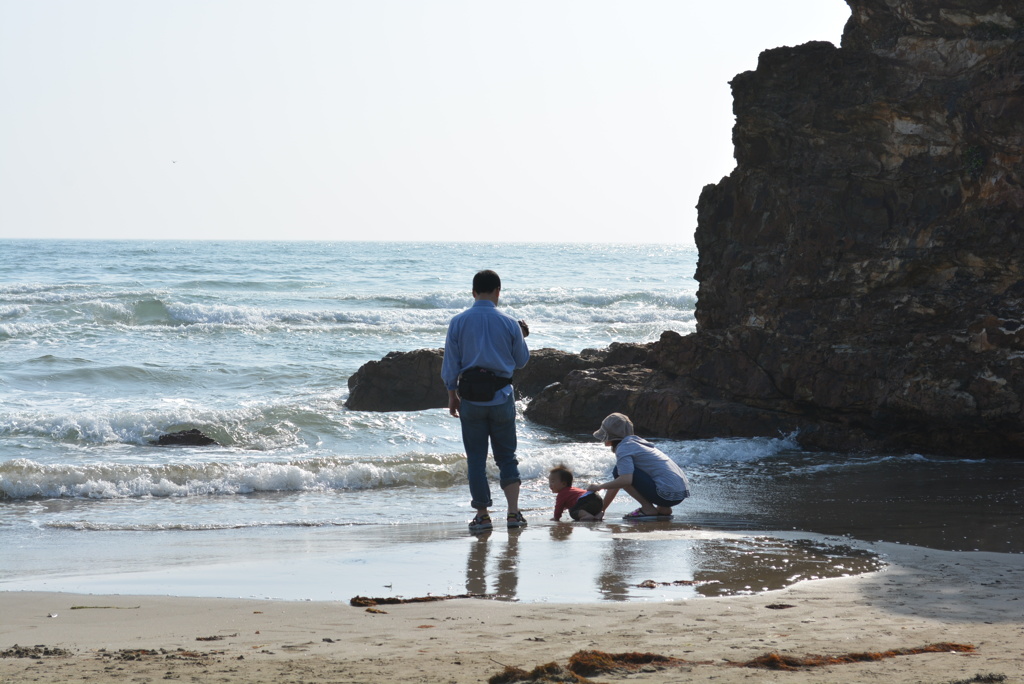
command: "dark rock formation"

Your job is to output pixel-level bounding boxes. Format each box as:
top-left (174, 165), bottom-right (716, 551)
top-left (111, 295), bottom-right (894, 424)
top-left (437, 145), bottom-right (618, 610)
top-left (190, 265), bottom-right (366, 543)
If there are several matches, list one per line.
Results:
top-left (524, 339), bottom-right (813, 440)
top-left (346, 348), bottom-right (448, 411)
top-left (528, 0), bottom-right (1024, 456)
top-left (513, 343), bottom-right (651, 398)
top-left (344, 344), bottom-right (651, 412)
top-left (151, 429), bottom-right (219, 447)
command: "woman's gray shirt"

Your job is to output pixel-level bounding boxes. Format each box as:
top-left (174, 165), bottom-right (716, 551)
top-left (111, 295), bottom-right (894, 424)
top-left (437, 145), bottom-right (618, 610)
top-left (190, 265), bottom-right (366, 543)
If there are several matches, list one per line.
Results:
top-left (614, 435), bottom-right (690, 501)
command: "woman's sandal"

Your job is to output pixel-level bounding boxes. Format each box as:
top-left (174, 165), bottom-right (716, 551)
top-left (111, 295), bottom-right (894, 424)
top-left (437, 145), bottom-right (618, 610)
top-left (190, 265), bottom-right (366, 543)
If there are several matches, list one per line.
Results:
top-left (622, 507), bottom-right (661, 520)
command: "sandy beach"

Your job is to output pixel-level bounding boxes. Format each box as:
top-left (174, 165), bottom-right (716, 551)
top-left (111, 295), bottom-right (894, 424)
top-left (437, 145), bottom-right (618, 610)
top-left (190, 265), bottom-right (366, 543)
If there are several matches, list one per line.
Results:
top-left (2, 535), bottom-right (1022, 684)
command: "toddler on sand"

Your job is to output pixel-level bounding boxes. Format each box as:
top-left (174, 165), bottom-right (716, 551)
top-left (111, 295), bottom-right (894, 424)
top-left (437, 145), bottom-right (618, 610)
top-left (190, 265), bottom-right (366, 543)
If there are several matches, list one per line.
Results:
top-left (548, 465), bottom-right (604, 521)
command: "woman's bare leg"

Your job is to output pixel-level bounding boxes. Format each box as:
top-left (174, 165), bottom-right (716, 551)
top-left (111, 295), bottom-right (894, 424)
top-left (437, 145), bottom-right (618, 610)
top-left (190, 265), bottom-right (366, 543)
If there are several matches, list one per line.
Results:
top-left (623, 486), bottom-right (658, 515)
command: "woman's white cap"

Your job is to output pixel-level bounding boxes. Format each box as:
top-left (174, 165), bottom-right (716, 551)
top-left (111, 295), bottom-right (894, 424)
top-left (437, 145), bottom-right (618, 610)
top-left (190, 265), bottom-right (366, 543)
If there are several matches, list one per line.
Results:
top-left (593, 413), bottom-right (634, 441)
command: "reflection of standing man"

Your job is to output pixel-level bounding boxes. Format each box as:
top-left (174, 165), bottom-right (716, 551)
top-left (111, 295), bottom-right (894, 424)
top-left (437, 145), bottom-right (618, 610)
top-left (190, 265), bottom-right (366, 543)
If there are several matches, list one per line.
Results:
top-left (442, 270), bottom-right (530, 532)
top-left (465, 529), bottom-right (521, 600)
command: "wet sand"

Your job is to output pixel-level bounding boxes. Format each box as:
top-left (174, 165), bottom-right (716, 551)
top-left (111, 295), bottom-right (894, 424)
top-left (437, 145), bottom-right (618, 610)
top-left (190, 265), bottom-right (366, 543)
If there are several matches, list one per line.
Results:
top-left (0, 522), bottom-right (887, 602)
top-left (2, 533), bottom-right (1022, 683)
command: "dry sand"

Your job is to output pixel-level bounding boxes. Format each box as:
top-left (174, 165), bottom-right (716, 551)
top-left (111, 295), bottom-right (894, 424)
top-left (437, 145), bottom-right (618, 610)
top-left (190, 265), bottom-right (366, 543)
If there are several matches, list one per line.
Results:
top-left (2, 540), bottom-right (1022, 684)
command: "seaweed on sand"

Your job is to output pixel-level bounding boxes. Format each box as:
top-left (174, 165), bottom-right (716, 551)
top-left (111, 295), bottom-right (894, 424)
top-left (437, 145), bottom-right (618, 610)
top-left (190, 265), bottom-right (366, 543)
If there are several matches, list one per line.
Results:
top-left (741, 642), bottom-right (976, 670)
top-left (634, 579), bottom-right (719, 588)
top-left (488, 661), bottom-right (595, 684)
top-left (486, 650), bottom-right (700, 683)
top-left (350, 592), bottom-right (489, 606)
top-left (567, 650), bottom-right (692, 676)
top-left (488, 643), bottom-right (980, 682)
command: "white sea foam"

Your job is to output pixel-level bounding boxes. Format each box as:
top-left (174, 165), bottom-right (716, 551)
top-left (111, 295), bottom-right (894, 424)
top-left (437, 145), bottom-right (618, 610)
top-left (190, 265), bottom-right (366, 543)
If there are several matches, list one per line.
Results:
top-left (0, 453), bottom-right (469, 499)
top-left (0, 305), bottom-right (30, 319)
top-left (666, 434), bottom-right (801, 467)
top-left (0, 286), bottom-right (157, 305)
top-left (43, 520), bottom-right (367, 531)
top-left (0, 403), bottom-right (306, 450)
top-left (779, 452), bottom-right (948, 476)
top-left (0, 321), bottom-right (53, 338)
top-left (0, 283), bottom-right (87, 296)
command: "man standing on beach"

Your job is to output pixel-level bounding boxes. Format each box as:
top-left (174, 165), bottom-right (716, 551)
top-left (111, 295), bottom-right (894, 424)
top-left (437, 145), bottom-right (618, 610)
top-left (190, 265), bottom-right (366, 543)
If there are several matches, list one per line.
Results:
top-left (442, 270), bottom-right (530, 532)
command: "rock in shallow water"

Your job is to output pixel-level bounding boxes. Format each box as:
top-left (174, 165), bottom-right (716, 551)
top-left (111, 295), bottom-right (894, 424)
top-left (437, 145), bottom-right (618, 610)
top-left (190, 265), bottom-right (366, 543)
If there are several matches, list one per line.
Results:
top-left (344, 345), bottom-right (651, 412)
top-left (151, 429), bottom-right (219, 447)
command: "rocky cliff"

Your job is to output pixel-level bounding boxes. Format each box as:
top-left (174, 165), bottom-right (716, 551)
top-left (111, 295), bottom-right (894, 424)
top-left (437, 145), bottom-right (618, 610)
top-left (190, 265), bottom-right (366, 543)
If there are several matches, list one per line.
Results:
top-left (527, 0), bottom-right (1024, 456)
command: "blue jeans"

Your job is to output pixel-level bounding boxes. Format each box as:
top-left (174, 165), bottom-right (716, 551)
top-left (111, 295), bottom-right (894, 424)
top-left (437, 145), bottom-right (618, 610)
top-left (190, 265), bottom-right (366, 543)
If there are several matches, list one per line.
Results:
top-left (460, 394), bottom-right (520, 510)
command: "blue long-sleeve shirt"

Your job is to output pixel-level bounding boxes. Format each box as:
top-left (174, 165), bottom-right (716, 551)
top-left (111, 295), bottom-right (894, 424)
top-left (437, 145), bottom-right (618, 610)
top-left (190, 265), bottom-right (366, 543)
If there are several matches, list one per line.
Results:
top-left (441, 299), bottom-right (530, 405)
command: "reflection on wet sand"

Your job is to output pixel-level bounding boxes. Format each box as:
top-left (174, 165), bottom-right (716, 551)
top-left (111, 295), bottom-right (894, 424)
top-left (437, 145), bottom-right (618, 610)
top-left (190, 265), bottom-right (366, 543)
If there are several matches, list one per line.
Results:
top-left (463, 522), bottom-right (885, 602)
top-left (466, 528), bottom-right (521, 600)
top-left (0, 518), bottom-right (886, 604)
top-left (672, 533), bottom-right (884, 597)
top-left (596, 535), bottom-right (647, 601)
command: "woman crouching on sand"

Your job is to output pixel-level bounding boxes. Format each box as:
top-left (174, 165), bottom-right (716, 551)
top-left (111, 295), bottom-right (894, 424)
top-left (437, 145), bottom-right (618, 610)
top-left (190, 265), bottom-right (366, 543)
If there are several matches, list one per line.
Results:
top-left (586, 413), bottom-right (690, 520)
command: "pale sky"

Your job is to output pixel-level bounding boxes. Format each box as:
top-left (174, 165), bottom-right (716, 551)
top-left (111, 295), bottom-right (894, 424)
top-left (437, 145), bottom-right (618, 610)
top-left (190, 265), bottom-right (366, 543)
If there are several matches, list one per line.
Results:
top-left (0, 1), bottom-right (850, 244)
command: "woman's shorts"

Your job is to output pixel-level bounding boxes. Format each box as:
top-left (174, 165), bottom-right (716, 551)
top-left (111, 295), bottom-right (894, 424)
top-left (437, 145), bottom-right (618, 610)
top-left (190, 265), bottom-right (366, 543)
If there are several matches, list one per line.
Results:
top-left (569, 491), bottom-right (604, 520)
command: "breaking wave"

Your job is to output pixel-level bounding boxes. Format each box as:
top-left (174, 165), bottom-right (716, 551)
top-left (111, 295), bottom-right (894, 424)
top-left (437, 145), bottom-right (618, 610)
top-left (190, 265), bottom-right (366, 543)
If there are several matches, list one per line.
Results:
top-left (0, 453), bottom-right (468, 500)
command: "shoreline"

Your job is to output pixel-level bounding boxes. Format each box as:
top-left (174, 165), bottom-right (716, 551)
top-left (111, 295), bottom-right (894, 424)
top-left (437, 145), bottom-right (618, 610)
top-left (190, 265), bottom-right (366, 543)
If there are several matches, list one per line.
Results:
top-left (3, 540), bottom-right (1022, 683)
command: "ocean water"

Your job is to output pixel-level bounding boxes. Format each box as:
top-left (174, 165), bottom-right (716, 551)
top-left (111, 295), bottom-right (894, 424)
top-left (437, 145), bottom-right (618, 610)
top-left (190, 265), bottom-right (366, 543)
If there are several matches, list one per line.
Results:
top-left (1, 240), bottom-right (1020, 602)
